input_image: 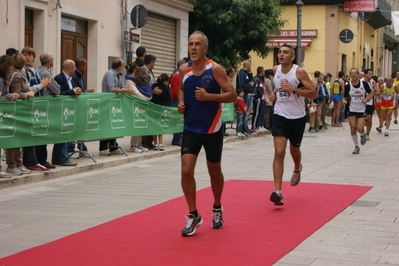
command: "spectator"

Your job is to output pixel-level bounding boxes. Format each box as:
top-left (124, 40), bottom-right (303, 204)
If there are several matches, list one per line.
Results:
top-left (252, 66), bottom-right (267, 133)
top-left (0, 55), bottom-right (21, 176)
top-left (151, 73), bottom-right (171, 151)
top-left (99, 57), bottom-right (131, 156)
top-left (236, 60), bottom-right (256, 118)
top-left (135, 46), bottom-right (146, 67)
top-left (264, 69), bottom-right (274, 130)
top-left (69, 57), bottom-right (94, 158)
top-left (125, 63), bottom-right (151, 153)
top-left (235, 88), bottom-right (251, 137)
top-left (20, 46), bottom-right (52, 171)
top-left (170, 59), bottom-right (186, 146)
top-left (5, 53), bottom-right (35, 175)
top-left (35, 53), bottom-right (61, 169)
top-left (52, 59), bottom-right (81, 166)
top-left (141, 54), bottom-right (157, 149)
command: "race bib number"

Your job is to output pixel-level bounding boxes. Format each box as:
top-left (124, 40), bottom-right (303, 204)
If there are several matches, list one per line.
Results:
top-left (384, 94), bottom-right (391, 100)
top-left (277, 88), bottom-right (292, 101)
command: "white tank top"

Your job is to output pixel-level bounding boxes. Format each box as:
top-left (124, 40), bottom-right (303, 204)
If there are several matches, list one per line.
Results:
top-left (273, 64), bottom-right (306, 119)
top-left (349, 81), bottom-right (367, 113)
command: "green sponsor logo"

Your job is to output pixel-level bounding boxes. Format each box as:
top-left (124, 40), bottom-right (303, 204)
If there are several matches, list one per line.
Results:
top-left (86, 99), bottom-right (100, 131)
top-left (31, 100), bottom-right (49, 136)
top-left (0, 102), bottom-right (17, 138)
top-left (133, 102), bottom-right (148, 128)
top-left (61, 100), bottom-right (76, 133)
top-left (159, 108), bottom-right (172, 128)
top-left (110, 99), bottom-right (125, 129)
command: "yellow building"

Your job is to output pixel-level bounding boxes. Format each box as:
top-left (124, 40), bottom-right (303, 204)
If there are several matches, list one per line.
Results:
top-left (250, 0), bottom-right (393, 80)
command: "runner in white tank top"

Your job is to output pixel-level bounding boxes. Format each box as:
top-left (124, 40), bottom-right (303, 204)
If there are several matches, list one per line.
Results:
top-left (343, 68), bottom-right (372, 155)
top-left (268, 44), bottom-right (317, 206)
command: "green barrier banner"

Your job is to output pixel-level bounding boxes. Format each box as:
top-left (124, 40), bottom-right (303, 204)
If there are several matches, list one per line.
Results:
top-left (0, 94), bottom-right (235, 149)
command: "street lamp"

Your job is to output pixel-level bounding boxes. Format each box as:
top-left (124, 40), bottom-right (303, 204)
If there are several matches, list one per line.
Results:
top-left (296, 0), bottom-right (304, 66)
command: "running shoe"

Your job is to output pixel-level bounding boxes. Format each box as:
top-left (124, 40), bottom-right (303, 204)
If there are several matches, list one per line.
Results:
top-left (211, 207), bottom-right (224, 229)
top-left (290, 164), bottom-right (302, 186)
top-left (181, 214), bottom-right (203, 236)
top-left (384, 130), bottom-right (389, 137)
top-left (365, 134), bottom-right (370, 141)
top-left (360, 134), bottom-right (367, 145)
top-left (352, 146), bottom-right (360, 154)
top-left (270, 190), bottom-right (284, 206)
top-left (395, 120), bottom-right (398, 124)
top-left (376, 127), bottom-right (382, 133)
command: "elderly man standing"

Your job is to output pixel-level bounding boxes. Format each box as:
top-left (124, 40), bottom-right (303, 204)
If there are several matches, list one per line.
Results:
top-left (51, 59), bottom-right (80, 166)
top-left (36, 53), bottom-right (61, 169)
top-left (99, 57), bottom-right (133, 156)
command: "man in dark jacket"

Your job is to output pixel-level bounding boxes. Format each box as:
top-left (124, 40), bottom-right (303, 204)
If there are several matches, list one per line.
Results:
top-left (236, 60), bottom-right (257, 116)
top-left (52, 59), bottom-right (80, 166)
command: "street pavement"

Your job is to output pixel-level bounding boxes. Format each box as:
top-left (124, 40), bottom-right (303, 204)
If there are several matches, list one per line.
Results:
top-left (1, 115), bottom-right (399, 265)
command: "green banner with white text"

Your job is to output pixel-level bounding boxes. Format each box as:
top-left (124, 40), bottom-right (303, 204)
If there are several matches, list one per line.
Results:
top-left (0, 94), bottom-right (235, 149)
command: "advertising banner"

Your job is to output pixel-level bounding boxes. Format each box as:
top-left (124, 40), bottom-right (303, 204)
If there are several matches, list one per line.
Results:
top-left (343, 0), bottom-right (375, 12)
top-left (0, 94), bottom-right (235, 149)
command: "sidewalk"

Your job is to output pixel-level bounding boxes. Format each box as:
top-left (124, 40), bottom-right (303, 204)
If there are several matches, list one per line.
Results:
top-left (0, 129), bottom-right (242, 189)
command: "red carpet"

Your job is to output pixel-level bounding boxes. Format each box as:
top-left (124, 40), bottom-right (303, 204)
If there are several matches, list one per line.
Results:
top-left (0, 180), bottom-right (371, 266)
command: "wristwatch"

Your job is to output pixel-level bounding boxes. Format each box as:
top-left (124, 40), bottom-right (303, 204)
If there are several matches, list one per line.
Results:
top-left (292, 86), bottom-right (298, 94)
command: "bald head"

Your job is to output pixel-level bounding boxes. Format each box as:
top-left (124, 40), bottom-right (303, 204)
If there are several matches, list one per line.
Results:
top-left (62, 59), bottom-right (76, 76)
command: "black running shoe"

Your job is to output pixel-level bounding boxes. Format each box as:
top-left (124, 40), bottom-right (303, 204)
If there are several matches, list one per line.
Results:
top-left (211, 208), bottom-right (224, 229)
top-left (376, 127), bottom-right (382, 133)
top-left (270, 190), bottom-right (284, 206)
top-left (360, 134), bottom-right (367, 145)
top-left (182, 214), bottom-right (203, 236)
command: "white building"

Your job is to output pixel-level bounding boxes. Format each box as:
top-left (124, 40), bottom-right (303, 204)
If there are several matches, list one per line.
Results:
top-left (0, 0), bottom-right (193, 90)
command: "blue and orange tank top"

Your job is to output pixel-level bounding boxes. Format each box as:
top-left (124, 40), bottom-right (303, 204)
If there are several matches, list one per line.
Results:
top-left (183, 59), bottom-right (222, 134)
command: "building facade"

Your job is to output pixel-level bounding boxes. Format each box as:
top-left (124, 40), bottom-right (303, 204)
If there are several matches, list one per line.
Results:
top-left (1, 0), bottom-right (193, 90)
top-left (251, 0), bottom-right (397, 80)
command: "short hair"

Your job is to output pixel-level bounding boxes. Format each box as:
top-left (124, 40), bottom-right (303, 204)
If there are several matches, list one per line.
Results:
top-left (225, 66), bottom-right (235, 76)
top-left (349, 68), bottom-right (359, 74)
top-left (256, 66), bottom-right (264, 75)
top-left (6, 48), bottom-right (18, 56)
top-left (236, 88), bottom-right (244, 95)
top-left (265, 69), bottom-right (274, 77)
top-left (144, 54), bottom-right (156, 65)
top-left (280, 44), bottom-right (295, 54)
top-left (136, 46), bottom-right (146, 57)
top-left (156, 73), bottom-right (169, 84)
top-left (39, 53), bottom-right (53, 65)
top-left (177, 59), bottom-right (186, 68)
top-left (338, 71), bottom-right (345, 78)
top-left (190, 31), bottom-right (209, 46)
top-left (11, 52), bottom-right (26, 70)
top-left (364, 68), bottom-right (372, 75)
top-left (75, 57), bottom-right (87, 68)
top-left (314, 71), bottom-right (321, 78)
top-left (111, 58), bottom-right (123, 69)
top-left (21, 46), bottom-right (36, 58)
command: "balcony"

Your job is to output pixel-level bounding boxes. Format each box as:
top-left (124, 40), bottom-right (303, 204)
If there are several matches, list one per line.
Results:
top-left (364, 0), bottom-right (392, 29)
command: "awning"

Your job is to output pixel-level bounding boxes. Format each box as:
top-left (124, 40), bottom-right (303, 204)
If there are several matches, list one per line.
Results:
top-left (266, 37), bottom-right (313, 48)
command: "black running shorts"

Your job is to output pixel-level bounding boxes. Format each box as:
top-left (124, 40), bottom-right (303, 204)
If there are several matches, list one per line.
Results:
top-left (271, 114), bottom-right (306, 147)
top-left (181, 128), bottom-right (223, 163)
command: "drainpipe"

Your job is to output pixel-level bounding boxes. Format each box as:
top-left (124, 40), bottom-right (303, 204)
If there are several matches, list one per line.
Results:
top-left (122, 0), bottom-right (127, 61)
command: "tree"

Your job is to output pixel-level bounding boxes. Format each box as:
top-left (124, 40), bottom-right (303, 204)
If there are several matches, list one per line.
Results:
top-left (188, 0), bottom-right (286, 68)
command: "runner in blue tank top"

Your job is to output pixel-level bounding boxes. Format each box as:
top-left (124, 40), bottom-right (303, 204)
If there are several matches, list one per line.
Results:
top-left (178, 31), bottom-right (236, 236)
